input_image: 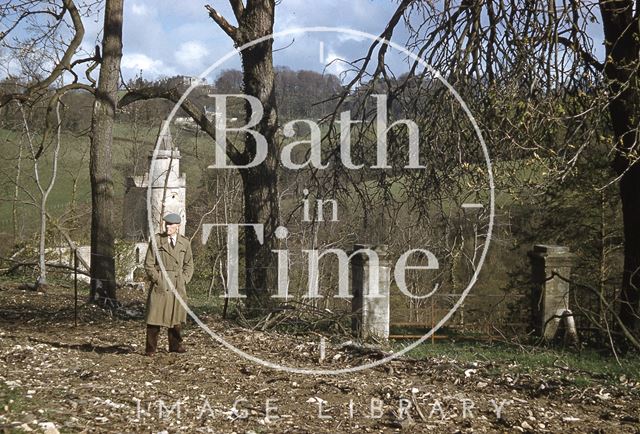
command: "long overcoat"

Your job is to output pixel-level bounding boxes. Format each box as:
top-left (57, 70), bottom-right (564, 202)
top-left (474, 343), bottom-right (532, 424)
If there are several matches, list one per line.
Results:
top-left (144, 233), bottom-right (194, 327)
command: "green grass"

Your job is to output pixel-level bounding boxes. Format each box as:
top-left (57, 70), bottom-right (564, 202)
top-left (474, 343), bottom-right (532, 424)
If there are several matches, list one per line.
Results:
top-left (0, 120), bottom-right (221, 236)
top-left (0, 382), bottom-right (56, 427)
top-left (0, 127), bottom-right (91, 227)
top-left (0, 112), bottom-right (549, 236)
top-left (0, 382), bottom-right (26, 422)
top-left (400, 340), bottom-right (640, 384)
top-left (188, 286), bottom-right (228, 318)
top-left (0, 381), bottom-right (24, 408)
top-left (0, 380), bottom-right (74, 431)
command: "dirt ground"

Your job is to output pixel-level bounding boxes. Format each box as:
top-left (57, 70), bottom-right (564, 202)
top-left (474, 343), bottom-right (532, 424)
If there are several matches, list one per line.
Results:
top-left (1, 284), bottom-right (639, 433)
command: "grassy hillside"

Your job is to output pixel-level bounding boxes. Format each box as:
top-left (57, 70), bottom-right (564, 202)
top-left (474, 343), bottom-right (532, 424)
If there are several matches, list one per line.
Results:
top-left (0, 120), bottom-right (219, 242)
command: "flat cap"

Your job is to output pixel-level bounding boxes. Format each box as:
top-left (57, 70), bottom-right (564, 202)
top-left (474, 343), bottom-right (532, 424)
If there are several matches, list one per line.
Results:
top-left (163, 213), bottom-right (181, 224)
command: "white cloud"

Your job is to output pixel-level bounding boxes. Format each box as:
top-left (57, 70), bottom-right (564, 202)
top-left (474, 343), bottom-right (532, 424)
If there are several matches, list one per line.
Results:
top-left (131, 3), bottom-right (149, 16)
top-left (117, 1), bottom-right (405, 81)
top-left (325, 50), bottom-right (349, 77)
top-left (175, 41), bottom-right (210, 68)
top-left (337, 32), bottom-right (368, 43)
top-left (121, 53), bottom-right (174, 77)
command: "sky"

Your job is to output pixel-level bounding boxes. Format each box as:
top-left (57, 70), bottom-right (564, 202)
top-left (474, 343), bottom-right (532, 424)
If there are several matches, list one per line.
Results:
top-left (102, 0), bottom-right (607, 84)
top-left (1, 1), bottom-right (607, 85)
top-left (93, 0), bottom-right (408, 83)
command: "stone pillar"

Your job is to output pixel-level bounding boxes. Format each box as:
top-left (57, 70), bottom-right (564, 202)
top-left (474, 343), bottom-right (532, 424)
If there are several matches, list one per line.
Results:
top-left (123, 121), bottom-right (187, 240)
top-left (351, 244), bottom-right (391, 341)
top-left (147, 121), bottom-right (186, 236)
top-left (528, 245), bottom-right (575, 340)
top-left (149, 148), bottom-right (186, 236)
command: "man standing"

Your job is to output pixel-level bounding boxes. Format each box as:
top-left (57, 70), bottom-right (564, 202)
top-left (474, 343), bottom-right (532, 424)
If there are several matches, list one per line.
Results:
top-left (144, 213), bottom-right (194, 356)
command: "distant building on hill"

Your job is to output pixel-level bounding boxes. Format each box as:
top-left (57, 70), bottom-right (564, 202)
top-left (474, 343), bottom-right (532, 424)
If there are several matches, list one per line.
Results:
top-left (162, 75), bottom-right (207, 89)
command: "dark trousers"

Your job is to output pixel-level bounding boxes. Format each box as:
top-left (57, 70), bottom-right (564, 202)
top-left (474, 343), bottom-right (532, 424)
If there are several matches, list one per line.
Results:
top-left (146, 324), bottom-right (184, 354)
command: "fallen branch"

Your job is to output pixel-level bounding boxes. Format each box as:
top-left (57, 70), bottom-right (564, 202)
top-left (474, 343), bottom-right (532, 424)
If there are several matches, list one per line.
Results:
top-left (1, 256), bottom-right (90, 277)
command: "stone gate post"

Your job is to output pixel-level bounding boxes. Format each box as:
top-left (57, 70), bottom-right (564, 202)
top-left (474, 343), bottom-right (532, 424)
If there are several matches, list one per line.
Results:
top-left (351, 244), bottom-right (391, 341)
top-left (528, 244), bottom-right (576, 340)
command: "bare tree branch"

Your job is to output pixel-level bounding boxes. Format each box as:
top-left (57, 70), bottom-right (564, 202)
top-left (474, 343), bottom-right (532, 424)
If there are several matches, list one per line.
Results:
top-left (0, 0), bottom-right (92, 108)
top-left (228, 0), bottom-right (245, 22)
top-left (557, 36), bottom-right (604, 73)
top-left (205, 4), bottom-right (239, 42)
top-left (117, 86), bottom-right (244, 165)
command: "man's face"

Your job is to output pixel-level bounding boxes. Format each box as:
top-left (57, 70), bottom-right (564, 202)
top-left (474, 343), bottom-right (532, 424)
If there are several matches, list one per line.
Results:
top-left (166, 223), bottom-right (179, 236)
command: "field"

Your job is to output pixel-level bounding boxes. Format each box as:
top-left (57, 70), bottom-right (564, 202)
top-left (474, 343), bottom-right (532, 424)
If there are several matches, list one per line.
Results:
top-left (0, 120), bottom-right (218, 241)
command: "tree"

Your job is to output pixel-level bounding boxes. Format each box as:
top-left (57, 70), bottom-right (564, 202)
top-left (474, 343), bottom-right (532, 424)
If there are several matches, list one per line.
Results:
top-left (0, 0), bottom-right (123, 305)
top-left (206, 0), bottom-right (280, 310)
top-left (88, 0), bottom-right (124, 305)
top-left (599, 1), bottom-right (640, 333)
top-left (18, 100), bottom-right (63, 287)
top-left (0, 0), bottom-right (95, 285)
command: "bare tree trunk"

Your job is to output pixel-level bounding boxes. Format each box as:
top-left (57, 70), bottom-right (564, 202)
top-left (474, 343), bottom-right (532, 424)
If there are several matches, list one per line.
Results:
top-left (19, 102), bottom-right (62, 287)
top-left (618, 166), bottom-right (640, 331)
top-left (241, 164), bottom-right (279, 309)
top-left (89, 0), bottom-right (123, 306)
top-left (600, 0), bottom-right (640, 332)
top-left (241, 8), bottom-right (279, 311)
top-left (13, 136), bottom-right (23, 243)
top-left (206, 0), bottom-right (279, 312)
